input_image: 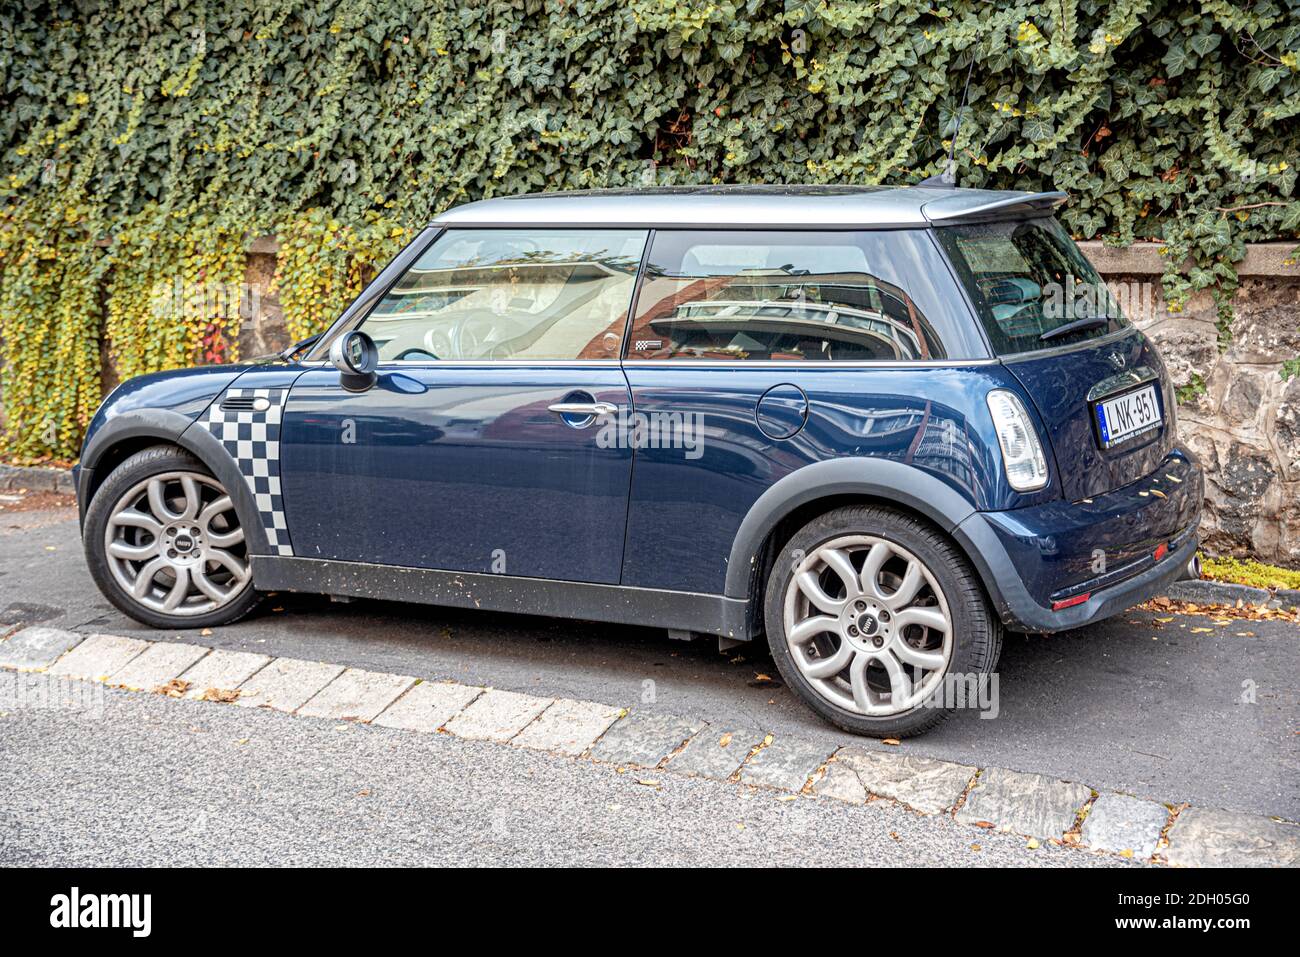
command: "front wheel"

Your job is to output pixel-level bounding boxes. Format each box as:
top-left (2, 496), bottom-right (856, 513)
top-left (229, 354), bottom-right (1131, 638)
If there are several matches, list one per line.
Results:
top-left (764, 505), bottom-right (1001, 737)
top-left (84, 446), bottom-right (262, 629)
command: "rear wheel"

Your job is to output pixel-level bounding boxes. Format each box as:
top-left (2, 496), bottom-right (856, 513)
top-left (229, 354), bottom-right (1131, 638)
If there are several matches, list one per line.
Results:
top-left (764, 505), bottom-right (1001, 737)
top-left (84, 446), bottom-right (261, 629)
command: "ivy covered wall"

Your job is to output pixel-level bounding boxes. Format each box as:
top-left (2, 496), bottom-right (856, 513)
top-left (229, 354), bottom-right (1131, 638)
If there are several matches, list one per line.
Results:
top-left (1, 0), bottom-right (1297, 463)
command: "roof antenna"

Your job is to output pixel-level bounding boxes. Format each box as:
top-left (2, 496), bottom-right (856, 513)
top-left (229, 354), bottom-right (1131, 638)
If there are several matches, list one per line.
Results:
top-left (920, 55), bottom-right (976, 188)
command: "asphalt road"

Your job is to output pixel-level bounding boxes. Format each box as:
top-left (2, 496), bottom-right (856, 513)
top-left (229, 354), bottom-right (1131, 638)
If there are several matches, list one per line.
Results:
top-left (3, 505), bottom-right (1297, 825)
top-left (1, 673), bottom-right (1145, 867)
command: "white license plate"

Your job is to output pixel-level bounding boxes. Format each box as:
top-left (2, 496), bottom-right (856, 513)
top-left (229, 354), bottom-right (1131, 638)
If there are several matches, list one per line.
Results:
top-left (1095, 384), bottom-right (1162, 448)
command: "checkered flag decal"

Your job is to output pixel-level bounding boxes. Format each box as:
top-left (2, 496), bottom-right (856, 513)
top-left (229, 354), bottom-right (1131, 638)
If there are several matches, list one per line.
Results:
top-left (199, 388), bottom-right (294, 556)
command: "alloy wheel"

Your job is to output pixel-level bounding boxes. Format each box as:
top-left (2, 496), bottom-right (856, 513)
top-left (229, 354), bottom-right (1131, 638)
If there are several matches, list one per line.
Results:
top-left (783, 534), bottom-right (953, 716)
top-left (103, 471), bottom-right (250, 617)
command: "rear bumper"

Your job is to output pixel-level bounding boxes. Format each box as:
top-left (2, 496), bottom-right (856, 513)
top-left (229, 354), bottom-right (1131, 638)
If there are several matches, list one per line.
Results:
top-left (955, 448), bottom-right (1202, 633)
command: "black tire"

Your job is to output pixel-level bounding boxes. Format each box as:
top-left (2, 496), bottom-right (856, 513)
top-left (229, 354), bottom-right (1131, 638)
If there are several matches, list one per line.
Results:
top-left (764, 504), bottom-right (1002, 738)
top-left (84, 445), bottom-right (263, 630)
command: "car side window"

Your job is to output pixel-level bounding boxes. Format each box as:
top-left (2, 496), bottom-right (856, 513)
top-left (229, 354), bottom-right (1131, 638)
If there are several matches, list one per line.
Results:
top-left (625, 230), bottom-right (960, 361)
top-left (358, 228), bottom-right (648, 361)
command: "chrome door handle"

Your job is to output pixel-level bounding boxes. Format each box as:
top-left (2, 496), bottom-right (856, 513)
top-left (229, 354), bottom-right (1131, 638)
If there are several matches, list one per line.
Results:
top-left (548, 401), bottom-right (617, 417)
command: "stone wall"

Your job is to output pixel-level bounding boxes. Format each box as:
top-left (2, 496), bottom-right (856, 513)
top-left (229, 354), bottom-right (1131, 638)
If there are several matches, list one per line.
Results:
top-left (1081, 242), bottom-right (1300, 567)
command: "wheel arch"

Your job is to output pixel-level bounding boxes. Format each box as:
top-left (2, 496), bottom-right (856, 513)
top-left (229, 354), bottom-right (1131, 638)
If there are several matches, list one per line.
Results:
top-left (78, 410), bottom-right (270, 555)
top-left (725, 458), bottom-right (1006, 624)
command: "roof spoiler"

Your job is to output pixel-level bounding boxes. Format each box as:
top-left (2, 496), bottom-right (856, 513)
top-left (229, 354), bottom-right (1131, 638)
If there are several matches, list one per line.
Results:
top-left (923, 191), bottom-right (1068, 223)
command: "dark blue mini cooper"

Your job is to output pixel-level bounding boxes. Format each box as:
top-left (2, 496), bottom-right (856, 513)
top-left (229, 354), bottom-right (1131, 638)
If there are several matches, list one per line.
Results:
top-left (77, 186), bottom-right (1202, 736)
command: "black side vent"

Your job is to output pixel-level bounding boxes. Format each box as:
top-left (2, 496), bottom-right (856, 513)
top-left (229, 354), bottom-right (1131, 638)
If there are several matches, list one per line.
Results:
top-left (219, 394), bottom-right (260, 412)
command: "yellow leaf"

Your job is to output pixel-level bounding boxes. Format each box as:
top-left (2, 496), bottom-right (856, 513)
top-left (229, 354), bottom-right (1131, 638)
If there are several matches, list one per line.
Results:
top-left (1026, 838), bottom-right (1040, 850)
top-left (719, 732), bottom-right (733, 748)
top-left (882, 738), bottom-right (901, 746)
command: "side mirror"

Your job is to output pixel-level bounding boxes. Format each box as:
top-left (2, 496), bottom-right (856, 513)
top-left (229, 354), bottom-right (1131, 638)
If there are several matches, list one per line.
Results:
top-left (329, 330), bottom-right (379, 391)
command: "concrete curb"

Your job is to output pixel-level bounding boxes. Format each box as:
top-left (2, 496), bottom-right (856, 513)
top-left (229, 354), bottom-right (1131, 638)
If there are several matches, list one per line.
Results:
top-left (1166, 577), bottom-right (1300, 611)
top-left (3, 625), bottom-right (1296, 868)
top-left (0, 463), bottom-right (74, 494)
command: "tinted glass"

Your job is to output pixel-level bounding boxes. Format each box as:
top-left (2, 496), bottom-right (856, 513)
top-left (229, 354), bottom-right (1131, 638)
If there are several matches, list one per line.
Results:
top-left (934, 217), bottom-right (1128, 355)
top-left (359, 228), bottom-right (648, 361)
top-left (626, 230), bottom-right (972, 361)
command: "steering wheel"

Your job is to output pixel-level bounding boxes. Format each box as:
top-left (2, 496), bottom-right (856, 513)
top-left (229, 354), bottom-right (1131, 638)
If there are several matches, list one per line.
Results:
top-left (395, 347), bottom-right (439, 361)
top-left (450, 309), bottom-right (520, 359)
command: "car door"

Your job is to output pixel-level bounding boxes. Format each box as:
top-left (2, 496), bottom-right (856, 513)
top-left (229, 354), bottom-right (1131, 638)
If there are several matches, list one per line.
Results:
top-left (279, 227), bottom-right (649, 584)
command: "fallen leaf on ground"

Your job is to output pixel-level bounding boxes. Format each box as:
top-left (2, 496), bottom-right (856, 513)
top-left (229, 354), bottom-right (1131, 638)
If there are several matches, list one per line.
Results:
top-left (882, 738), bottom-right (901, 746)
top-left (156, 678), bottom-right (190, 698)
top-left (199, 628), bottom-right (213, 637)
top-left (1140, 596), bottom-right (1298, 623)
top-left (1026, 838), bottom-right (1040, 849)
top-left (718, 732), bottom-right (733, 748)
top-left (200, 688), bottom-right (239, 703)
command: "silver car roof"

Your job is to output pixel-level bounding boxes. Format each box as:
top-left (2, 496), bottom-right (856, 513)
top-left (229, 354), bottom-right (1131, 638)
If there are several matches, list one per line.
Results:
top-left (431, 185), bottom-right (1068, 228)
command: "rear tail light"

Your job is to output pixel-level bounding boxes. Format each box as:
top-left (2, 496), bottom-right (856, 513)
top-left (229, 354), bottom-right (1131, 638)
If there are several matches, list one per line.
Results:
top-left (987, 390), bottom-right (1049, 491)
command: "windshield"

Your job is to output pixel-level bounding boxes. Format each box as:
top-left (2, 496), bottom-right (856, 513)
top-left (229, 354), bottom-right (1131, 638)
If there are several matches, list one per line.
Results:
top-left (934, 217), bottom-right (1128, 355)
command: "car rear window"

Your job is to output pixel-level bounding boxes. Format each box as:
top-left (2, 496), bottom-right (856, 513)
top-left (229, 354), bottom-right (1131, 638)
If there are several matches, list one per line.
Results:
top-left (934, 217), bottom-right (1128, 356)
